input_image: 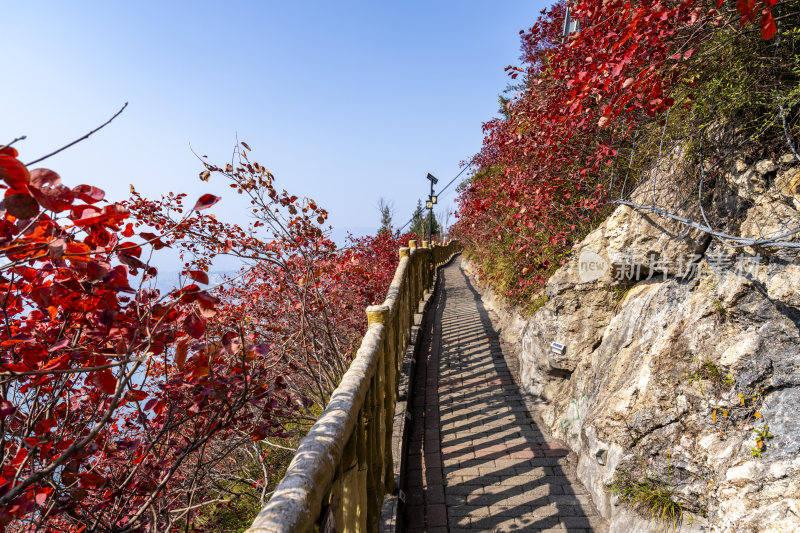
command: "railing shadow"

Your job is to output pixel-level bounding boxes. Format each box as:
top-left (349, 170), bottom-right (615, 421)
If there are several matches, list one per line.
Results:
top-left (404, 266), bottom-right (450, 531)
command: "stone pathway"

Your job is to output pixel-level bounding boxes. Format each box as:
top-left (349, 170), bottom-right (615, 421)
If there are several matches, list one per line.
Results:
top-left (404, 258), bottom-right (607, 532)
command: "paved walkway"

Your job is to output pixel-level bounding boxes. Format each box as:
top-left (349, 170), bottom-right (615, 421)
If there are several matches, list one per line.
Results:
top-left (404, 258), bottom-right (607, 532)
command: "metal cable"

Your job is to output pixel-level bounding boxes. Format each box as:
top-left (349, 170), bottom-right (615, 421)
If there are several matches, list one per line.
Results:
top-left (613, 199), bottom-right (800, 248)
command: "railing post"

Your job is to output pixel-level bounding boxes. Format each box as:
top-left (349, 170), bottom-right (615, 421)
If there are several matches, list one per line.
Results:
top-left (329, 467), bottom-right (344, 533)
top-left (364, 382), bottom-right (378, 531)
top-left (342, 431), bottom-right (359, 532)
top-left (420, 240), bottom-right (430, 296)
top-left (399, 247), bottom-right (412, 339)
top-left (426, 243), bottom-right (433, 291)
top-left (356, 408), bottom-right (368, 532)
top-left (408, 240), bottom-right (420, 318)
top-left (367, 304), bottom-right (394, 493)
top-left (364, 309), bottom-right (386, 530)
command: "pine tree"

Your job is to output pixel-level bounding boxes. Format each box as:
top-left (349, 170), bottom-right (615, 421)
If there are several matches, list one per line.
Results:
top-left (377, 198), bottom-right (393, 234)
top-left (409, 200), bottom-right (440, 240)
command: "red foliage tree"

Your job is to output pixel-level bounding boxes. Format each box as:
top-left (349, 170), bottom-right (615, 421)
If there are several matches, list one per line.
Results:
top-left (0, 140), bottom-right (408, 531)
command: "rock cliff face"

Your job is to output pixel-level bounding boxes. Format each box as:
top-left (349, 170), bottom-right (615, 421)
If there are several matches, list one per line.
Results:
top-left (464, 154), bottom-right (800, 532)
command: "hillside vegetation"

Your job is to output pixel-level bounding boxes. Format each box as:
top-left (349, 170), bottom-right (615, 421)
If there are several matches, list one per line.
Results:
top-left (454, 0), bottom-right (800, 308)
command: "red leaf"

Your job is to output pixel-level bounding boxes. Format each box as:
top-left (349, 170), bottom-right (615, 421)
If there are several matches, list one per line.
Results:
top-left (29, 168), bottom-right (59, 188)
top-left (198, 306), bottom-right (217, 319)
top-left (32, 185), bottom-right (73, 212)
top-left (254, 344), bottom-right (271, 357)
top-left (197, 291), bottom-right (220, 318)
top-left (34, 488), bottom-right (53, 505)
top-left (222, 331), bottom-right (241, 355)
top-left (118, 252), bottom-right (146, 271)
top-left (144, 265), bottom-right (158, 281)
top-left (4, 193), bottom-right (39, 219)
top-left (124, 389), bottom-right (148, 401)
top-left (79, 471), bottom-right (107, 488)
top-left (102, 204), bottom-right (129, 220)
top-left (736, 0), bottom-right (756, 16)
top-left (70, 204), bottom-right (102, 221)
top-left (48, 338), bottom-right (70, 352)
top-left (192, 194), bottom-right (221, 210)
top-left (28, 169), bottom-right (74, 212)
top-left (87, 260), bottom-right (112, 280)
top-left (184, 270), bottom-right (209, 285)
top-left (118, 241), bottom-right (142, 258)
top-left (90, 369), bottom-right (117, 395)
top-left (184, 312), bottom-right (206, 339)
top-left (760, 7), bottom-right (776, 40)
top-left (72, 184), bottom-right (105, 204)
top-left (179, 284), bottom-right (200, 304)
top-left (175, 339), bottom-right (189, 370)
top-left (192, 365), bottom-right (210, 378)
top-left (47, 238), bottom-right (66, 260)
top-left (197, 291), bottom-right (220, 308)
top-left (65, 242), bottom-right (91, 263)
top-left (0, 399), bottom-right (16, 417)
top-left (0, 153), bottom-right (30, 189)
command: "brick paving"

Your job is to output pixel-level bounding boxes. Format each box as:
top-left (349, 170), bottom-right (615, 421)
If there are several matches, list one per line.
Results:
top-left (404, 258), bottom-right (607, 532)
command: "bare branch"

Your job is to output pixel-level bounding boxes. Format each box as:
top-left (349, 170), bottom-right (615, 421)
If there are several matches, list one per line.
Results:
top-left (0, 135), bottom-right (27, 151)
top-left (25, 102), bottom-right (128, 166)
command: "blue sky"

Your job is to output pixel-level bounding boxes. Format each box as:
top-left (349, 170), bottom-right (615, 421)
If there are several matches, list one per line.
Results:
top-left (3, 1), bottom-right (545, 266)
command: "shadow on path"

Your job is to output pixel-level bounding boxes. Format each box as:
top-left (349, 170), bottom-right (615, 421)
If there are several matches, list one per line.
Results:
top-left (405, 258), bottom-right (607, 533)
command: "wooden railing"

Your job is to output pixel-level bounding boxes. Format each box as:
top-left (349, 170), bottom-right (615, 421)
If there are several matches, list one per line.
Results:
top-left (246, 240), bottom-right (460, 533)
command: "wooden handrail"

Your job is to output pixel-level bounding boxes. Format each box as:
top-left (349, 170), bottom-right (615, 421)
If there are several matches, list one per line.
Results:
top-left (246, 240), bottom-right (460, 533)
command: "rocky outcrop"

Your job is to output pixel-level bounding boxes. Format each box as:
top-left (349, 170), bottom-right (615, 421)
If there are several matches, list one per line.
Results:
top-left (464, 154), bottom-right (800, 532)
